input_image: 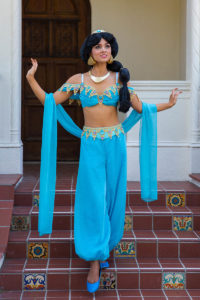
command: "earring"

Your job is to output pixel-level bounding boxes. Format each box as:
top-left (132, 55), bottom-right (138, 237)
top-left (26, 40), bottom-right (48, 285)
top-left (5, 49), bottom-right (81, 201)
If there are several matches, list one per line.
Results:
top-left (108, 55), bottom-right (114, 64)
top-left (87, 56), bottom-right (96, 66)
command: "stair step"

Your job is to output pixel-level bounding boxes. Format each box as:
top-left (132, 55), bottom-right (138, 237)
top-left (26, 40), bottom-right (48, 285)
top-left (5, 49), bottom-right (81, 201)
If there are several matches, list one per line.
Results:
top-left (1, 289), bottom-right (200, 299)
top-left (5, 229), bottom-right (200, 260)
top-left (14, 180), bottom-right (200, 207)
top-left (1, 165), bottom-right (200, 295)
top-left (1, 258), bottom-right (200, 292)
top-left (189, 173), bottom-right (200, 183)
top-left (10, 205), bottom-right (200, 233)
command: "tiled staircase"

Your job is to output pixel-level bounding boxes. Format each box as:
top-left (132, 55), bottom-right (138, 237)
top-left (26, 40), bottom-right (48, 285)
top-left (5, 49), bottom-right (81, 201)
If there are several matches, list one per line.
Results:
top-left (0, 164), bottom-right (200, 299)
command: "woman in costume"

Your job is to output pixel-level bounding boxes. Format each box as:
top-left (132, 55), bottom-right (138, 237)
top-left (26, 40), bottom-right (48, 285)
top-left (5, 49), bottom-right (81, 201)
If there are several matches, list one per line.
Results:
top-left (26, 30), bottom-right (182, 293)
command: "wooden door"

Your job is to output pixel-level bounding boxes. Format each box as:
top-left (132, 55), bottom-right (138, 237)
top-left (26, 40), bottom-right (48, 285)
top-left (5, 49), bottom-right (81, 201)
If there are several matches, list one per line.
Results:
top-left (22, 0), bottom-right (90, 161)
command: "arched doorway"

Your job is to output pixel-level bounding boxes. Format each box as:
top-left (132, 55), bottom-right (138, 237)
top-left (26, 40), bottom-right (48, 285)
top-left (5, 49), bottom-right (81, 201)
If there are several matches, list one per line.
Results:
top-left (22, 0), bottom-right (91, 161)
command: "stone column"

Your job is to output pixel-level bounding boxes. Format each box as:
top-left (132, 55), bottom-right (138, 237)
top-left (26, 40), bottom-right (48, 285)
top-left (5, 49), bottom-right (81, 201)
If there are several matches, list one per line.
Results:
top-left (186, 0), bottom-right (200, 172)
top-left (0, 0), bottom-right (23, 174)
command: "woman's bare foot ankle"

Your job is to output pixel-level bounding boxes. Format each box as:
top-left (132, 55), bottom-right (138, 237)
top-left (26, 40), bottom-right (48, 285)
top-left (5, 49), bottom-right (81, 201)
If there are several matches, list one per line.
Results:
top-left (87, 260), bottom-right (100, 284)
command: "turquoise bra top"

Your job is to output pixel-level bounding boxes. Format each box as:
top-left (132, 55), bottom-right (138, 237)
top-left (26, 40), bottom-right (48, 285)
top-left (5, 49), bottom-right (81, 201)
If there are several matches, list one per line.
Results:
top-left (57, 72), bottom-right (135, 108)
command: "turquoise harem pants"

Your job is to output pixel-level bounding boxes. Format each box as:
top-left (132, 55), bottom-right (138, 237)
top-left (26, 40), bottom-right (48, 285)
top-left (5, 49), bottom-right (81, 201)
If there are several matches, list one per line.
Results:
top-left (74, 123), bottom-right (127, 261)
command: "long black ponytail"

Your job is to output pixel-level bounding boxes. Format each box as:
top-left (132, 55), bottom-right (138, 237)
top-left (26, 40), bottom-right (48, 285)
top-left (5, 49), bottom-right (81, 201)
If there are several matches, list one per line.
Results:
top-left (80, 32), bottom-right (131, 113)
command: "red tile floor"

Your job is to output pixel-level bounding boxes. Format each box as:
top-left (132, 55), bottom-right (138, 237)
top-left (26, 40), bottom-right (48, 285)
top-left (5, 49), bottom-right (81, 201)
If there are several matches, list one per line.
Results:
top-left (0, 163), bottom-right (200, 299)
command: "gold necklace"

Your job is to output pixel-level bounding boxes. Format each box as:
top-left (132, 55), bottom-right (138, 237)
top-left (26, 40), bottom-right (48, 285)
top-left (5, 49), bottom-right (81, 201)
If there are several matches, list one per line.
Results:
top-left (89, 70), bottom-right (110, 83)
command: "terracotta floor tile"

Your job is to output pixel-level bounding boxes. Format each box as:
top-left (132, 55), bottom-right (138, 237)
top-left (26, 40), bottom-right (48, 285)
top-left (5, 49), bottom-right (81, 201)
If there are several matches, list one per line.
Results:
top-left (190, 173), bottom-right (200, 182)
top-left (28, 230), bottom-right (50, 240)
top-left (150, 206), bottom-right (171, 213)
top-left (6, 241), bottom-right (26, 258)
top-left (153, 215), bottom-right (172, 230)
top-left (70, 290), bottom-right (100, 298)
top-left (50, 242), bottom-right (70, 258)
top-left (0, 200), bottom-right (13, 209)
top-left (158, 241), bottom-right (178, 258)
top-left (123, 231), bottom-right (134, 238)
top-left (0, 227), bottom-right (10, 245)
top-left (169, 206), bottom-right (192, 214)
top-left (71, 258), bottom-right (89, 269)
top-left (24, 259), bottom-right (48, 271)
top-left (181, 258), bottom-right (200, 269)
top-left (175, 231), bottom-right (198, 240)
top-left (137, 258), bottom-right (160, 271)
top-left (0, 210), bottom-right (12, 226)
top-left (117, 272), bottom-right (139, 289)
top-left (194, 216), bottom-right (200, 231)
top-left (0, 258), bottom-right (26, 273)
top-left (46, 290), bottom-right (69, 297)
top-left (0, 274), bottom-right (22, 290)
top-left (180, 242), bottom-right (200, 258)
top-left (187, 289), bottom-right (200, 296)
top-left (0, 174), bottom-right (21, 185)
top-left (115, 258), bottom-right (138, 271)
top-left (118, 290), bottom-right (141, 296)
top-left (141, 289), bottom-right (165, 296)
top-left (159, 181), bottom-right (185, 191)
top-left (133, 215), bottom-right (152, 230)
top-left (130, 206), bottom-right (151, 214)
top-left (50, 230), bottom-right (71, 240)
top-left (12, 206), bottom-right (32, 215)
top-left (134, 230), bottom-right (156, 239)
top-left (159, 257), bottom-right (183, 270)
top-left (154, 230), bottom-right (177, 240)
top-left (22, 291), bottom-right (46, 299)
top-left (8, 231), bottom-right (29, 242)
top-left (0, 291), bottom-right (22, 299)
top-left (136, 242), bottom-right (157, 258)
top-left (165, 289), bottom-right (189, 296)
top-left (143, 297), bottom-right (166, 300)
top-left (138, 259), bottom-right (160, 271)
top-left (127, 182), bottom-right (141, 191)
top-left (140, 272), bottom-right (162, 289)
top-left (47, 273), bottom-right (69, 290)
top-left (125, 206), bottom-right (131, 213)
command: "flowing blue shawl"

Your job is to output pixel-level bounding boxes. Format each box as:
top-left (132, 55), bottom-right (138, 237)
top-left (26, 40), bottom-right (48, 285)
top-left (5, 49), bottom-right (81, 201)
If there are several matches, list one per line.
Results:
top-left (38, 92), bottom-right (157, 236)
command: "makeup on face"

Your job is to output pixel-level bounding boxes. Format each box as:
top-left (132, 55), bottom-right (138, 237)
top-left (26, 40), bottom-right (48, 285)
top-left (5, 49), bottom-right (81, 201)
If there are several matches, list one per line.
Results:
top-left (92, 39), bottom-right (111, 56)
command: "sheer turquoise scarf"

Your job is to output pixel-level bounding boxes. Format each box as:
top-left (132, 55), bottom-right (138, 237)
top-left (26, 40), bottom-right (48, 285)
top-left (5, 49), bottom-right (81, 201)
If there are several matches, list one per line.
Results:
top-left (38, 93), bottom-right (157, 236)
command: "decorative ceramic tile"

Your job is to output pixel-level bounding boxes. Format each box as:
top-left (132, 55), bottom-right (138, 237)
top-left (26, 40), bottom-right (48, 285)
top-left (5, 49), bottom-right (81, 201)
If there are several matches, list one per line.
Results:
top-left (11, 216), bottom-right (30, 231)
top-left (28, 242), bottom-right (48, 259)
top-left (24, 273), bottom-right (46, 290)
top-left (166, 193), bottom-right (185, 207)
top-left (100, 272), bottom-right (116, 289)
top-left (173, 216), bottom-right (193, 231)
top-left (124, 215), bottom-right (132, 231)
top-left (33, 194), bottom-right (39, 207)
top-left (114, 241), bottom-right (136, 257)
top-left (162, 272), bottom-right (185, 289)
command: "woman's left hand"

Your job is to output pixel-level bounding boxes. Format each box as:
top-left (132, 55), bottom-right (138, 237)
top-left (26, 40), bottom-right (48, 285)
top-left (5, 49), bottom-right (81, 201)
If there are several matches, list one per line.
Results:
top-left (168, 88), bottom-right (183, 108)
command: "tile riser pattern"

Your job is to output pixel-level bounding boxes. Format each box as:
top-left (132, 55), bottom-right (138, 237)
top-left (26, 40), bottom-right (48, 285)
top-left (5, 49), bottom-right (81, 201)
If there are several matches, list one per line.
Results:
top-left (14, 191), bottom-right (200, 207)
top-left (1, 175), bottom-right (200, 295)
top-left (1, 270), bottom-right (200, 291)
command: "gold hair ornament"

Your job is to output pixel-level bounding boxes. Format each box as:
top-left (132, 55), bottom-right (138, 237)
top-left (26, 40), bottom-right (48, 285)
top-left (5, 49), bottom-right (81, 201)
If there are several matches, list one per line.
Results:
top-left (92, 29), bottom-right (106, 34)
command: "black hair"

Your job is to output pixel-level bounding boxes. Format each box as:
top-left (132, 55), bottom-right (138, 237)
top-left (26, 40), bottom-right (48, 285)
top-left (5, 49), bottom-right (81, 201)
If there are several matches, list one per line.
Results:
top-left (80, 31), bottom-right (131, 113)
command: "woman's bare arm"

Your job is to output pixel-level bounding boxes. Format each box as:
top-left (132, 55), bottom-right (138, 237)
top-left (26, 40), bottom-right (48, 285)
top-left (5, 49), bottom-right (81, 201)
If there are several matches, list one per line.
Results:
top-left (156, 88), bottom-right (182, 112)
top-left (26, 58), bottom-right (77, 105)
top-left (128, 83), bottom-right (182, 113)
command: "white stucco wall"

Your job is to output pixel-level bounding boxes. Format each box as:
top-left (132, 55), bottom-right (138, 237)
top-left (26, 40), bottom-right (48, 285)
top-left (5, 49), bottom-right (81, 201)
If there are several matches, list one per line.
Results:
top-left (90, 0), bottom-right (186, 80)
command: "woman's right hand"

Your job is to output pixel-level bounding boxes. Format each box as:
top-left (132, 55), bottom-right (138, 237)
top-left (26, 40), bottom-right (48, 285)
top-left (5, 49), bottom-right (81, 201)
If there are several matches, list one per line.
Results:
top-left (26, 58), bottom-right (38, 79)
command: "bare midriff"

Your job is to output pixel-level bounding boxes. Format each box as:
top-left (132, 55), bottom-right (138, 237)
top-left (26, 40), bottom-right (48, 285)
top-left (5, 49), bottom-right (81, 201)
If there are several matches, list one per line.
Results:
top-left (83, 104), bottom-right (120, 127)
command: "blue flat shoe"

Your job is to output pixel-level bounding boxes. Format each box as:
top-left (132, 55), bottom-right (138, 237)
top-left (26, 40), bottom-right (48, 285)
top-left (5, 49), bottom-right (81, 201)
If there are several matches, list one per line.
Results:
top-left (87, 262), bottom-right (102, 293)
top-left (100, 261), bottom-right (109, 269)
